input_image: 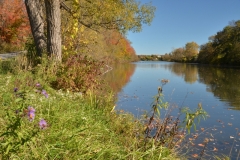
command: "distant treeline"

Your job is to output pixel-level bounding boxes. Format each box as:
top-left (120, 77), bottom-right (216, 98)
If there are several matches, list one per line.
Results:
top-left (141, 20), bottom-right (240, 66)
top-left (138, 55), bottom-right (162, 61)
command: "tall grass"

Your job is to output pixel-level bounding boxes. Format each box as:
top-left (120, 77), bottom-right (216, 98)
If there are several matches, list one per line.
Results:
top-left (0, 57), bottom-right (180, 159)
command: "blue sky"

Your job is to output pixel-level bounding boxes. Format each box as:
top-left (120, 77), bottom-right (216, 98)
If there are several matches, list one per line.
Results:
top-left (127, 0), bottom-right (240, 55)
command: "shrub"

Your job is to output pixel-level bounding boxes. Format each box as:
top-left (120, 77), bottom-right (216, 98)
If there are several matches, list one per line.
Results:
top-left (0, 0), bottom-right (30, 53)
top-left (54, 54), bottom-right (105, 93)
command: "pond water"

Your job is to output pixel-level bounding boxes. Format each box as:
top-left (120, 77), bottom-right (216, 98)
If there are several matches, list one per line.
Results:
top-left (104, 61), bottom-right (240, 159)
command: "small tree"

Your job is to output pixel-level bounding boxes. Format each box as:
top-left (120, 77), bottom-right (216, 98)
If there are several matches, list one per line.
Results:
top-left (184, 41), bottom-right (199, 61)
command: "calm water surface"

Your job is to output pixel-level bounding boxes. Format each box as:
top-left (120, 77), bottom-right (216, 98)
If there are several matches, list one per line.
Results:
top-left (105, 61), bottom-right (240, 159)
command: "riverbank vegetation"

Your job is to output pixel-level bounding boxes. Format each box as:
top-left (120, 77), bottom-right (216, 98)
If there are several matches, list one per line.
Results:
top-left (0, 59), bottom-right (211, 159)
top-left (0, 58), bottom-right (179, 159)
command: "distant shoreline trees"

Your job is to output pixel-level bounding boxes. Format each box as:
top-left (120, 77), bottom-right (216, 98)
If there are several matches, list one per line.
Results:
top-left (160, 20), bottom-right (240, 66)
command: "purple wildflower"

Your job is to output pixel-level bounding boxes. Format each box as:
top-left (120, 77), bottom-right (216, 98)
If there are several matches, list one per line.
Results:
top-left (27, 106), bottom-right (36, 121)
top-left (39, 119), bottom-right (47, 129)
top-left (28, 106), bottom-right (36, 112)
top-left (14, 87), bottom-right (18, 92)
top-left (36, 83), bottom-right (41, 88)
top-left (41, 89), bottom-right (49, 98)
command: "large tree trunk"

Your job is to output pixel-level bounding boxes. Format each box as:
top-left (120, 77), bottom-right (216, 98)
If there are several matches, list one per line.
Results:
top-left (25, 0), bottom-right (46, 57)
top-left (45, 0), bottom-right (62, 61)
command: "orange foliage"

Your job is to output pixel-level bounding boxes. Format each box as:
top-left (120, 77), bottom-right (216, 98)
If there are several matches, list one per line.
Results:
top-left (104, 30), bottom-right (137, 59)
top-left (0, 0), bottom-right (30, 47)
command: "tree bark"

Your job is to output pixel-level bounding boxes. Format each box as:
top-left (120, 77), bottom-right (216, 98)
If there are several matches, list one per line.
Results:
top-left (45, 0), bottom-right (62, 61)
top-left (25, 0), bottom-right (46, 57)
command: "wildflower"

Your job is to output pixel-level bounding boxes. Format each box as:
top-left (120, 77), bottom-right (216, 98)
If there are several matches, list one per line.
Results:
top-left (39, 119), bottom-right (47, 129)
top-left (27, 106), bottom-right (36, 121)
top-left (41, 89), bottom-right (49, 98)
top-left (36, 83), bottom-right (41, 88)
top-left (28, 106), bottom-right (36, 112)
top-left (14, 87), bottom-right (18, 92)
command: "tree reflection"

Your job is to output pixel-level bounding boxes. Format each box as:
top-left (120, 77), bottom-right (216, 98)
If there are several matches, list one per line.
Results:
top-left (104, 62), bottom-right (240, 111)
top-left (165, 63), bottom-right (198, 84)
top-left (102, 63), bottom-right (136, 93)
top-left (198, 66), bottom-right (240, 110)
top-left (160, 63), bottom-right (240, 110)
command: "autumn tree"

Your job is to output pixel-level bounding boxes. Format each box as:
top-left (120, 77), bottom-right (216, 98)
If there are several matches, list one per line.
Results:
top-left (103, 30), bottom-right (137, 63)
top-left (25, 0), bottom-right (61, 60)
top-left (0, 0), bottom-right (30, 52)
top-left (25, 0), bottom-right (155, 62)
top-left (198, 42), bottom-right (214, 63)
top-left (171, 48), bottom-right (185, 62)
top-left (198, 20), bottom-right (240, 65)
top-left (184, 41), bottom-right (199, 61)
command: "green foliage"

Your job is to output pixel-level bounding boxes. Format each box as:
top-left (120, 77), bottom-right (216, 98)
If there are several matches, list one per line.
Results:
top-left (24, 38), bottom-right (42, 67)
top-left (138, 55), bottom-right (161, 61)
top-left (171, 48), bottom-right (185, 62)
top-left (0, 62), bottom-right (179, 159)
top-left (0, 59), bottom-right (16, 74)
top-left (184, 42), bottom-right (199, 61)
top-left (0, 78), bottom-right (49, 159)
top-left (144, 80), bottom-right (208, 153)
top-left (60, 0), bottom-right (155, 63)
top-left (0, 42), bottom-right (20, 54)
top-left (181, 103), bottom-right (207, 134)
top-left (198, 20), bottom-right (240, 65)
top-left (198, 42), bottom-right (214, 63)
top-left (68, 0), bottom-right (156, 34)
top-left (54, 54), bottom-right (104, 93)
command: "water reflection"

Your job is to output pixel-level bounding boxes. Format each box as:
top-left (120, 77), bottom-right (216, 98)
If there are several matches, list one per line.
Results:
top-left (107, 62), bottom-right (240, 110)
top-left (198, 66), bottom-right (240, 110)
top-left (166, 63), bottom-right (198, 84)
top-left (135, 62), bottom-right (240, 110)
top-left (104, 61), bottom-right (240, 159)
top-left (102, 63), bottom-right (136, 93)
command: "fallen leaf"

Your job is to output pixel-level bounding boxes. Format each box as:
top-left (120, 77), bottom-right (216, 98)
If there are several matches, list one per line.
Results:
top-left (192, 154), bottom-right (198, 158)
top-left (201, 128), bottom-right (204, 131)
top-left (190, 142), bottom-right (195, 146)
top-left (189, 138), bottom-right (193, 141)
top-left (213, 147), bottom-right (218, 151)
top-left (228, 123), bottom-right (233, 126)
top-left (193, 134), bottom-right (198, 139)
top-left (198, 143), bottom-right (205, 147)
top-left (209, 138), bottom-right (214, 142)
top-left (230, 136), bottom-right (234, 139)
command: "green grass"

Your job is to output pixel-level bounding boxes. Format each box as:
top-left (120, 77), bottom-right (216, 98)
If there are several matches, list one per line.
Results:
top-left (0, 59), bottom-right (179, 160)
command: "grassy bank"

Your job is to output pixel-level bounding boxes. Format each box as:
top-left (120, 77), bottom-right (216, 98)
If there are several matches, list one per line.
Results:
top-left (0, 58), bottom-right (180, 159)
